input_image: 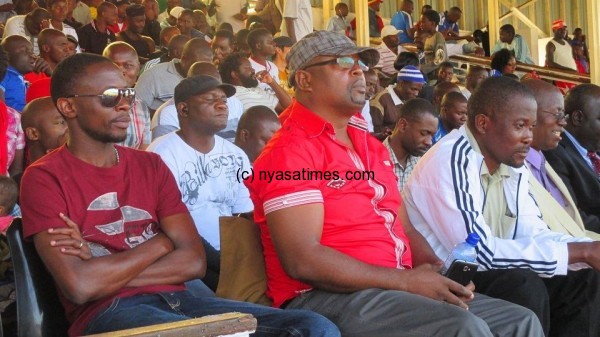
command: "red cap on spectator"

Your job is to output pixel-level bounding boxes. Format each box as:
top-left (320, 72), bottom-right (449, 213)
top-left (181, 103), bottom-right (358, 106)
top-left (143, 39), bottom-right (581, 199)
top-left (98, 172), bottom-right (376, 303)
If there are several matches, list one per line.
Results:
top-left (552, 19), bottom-right (566, 30)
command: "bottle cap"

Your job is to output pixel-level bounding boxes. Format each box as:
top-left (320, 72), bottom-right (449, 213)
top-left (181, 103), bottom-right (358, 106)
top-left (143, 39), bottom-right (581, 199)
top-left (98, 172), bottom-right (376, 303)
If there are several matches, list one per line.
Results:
top-left (465, 233), bottom-right (481, 246)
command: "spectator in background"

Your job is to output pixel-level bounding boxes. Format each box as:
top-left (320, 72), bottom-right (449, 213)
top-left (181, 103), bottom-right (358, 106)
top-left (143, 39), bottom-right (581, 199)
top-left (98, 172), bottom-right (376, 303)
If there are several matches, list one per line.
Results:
top-left (160, 5), bottom-right (183, 30)
top-left (141, 0), bottom-right (160, 45)
top-left (207, 0), bottom-right (247, 33)
top-left (573, 42), bottom-right (589, 74)
top-left (491, 48), bottom-right (517, 75)
top-left (1, 36), bottom-right (50, 112)
top-left (272, 36), bottom-right (293, 87)
top-left (325, 2), bottom-right (349, 35)
top-left (375, 25), bottom-right (402, 79)
top-left (116, 4), bottom-right (155, 63)
top-left (192, 10), bottom-right (212, 40)
top-left (370, 65), bottom-right (425, 133)
top-left (460, 65), bottom-right (488, 99)
top-left (391, 0), bottom-right (417, 44)
top-left (20, 97), bottom-right (68, 166)
top-left (546, 19), bottom-right (577, 72)
top-left (384, 98), bottom-right (437, 191)
top-left (438, 6), bottom-right (471, 42)
top-left (235, 105), bottom-right (280, 164)
top-left (25, 28), bottom-right (69, 84)
top-left (177, 9), bottom-right (207, 41)
top-left (570, 27), bottom-right (589, 61)
top-left (491, 24), bottom-right (535, 64)
top-left (47, 0), bottom-right (79, 48)
top-left (3, 8), bottom-right (51, 55)
top-left (432, 91), bottom-right (467, 144)
top-left (77, 1), bottom-right (117, 54)
top-left (278, 0), bottom-right (313, 43)
top-left (108, 0), bottom-right (130, 34)
top-left (142, 32), bottom-right (187, 73)
top-left (420, 9), bottom-right (447, 77)
top-left (235, 28), bottom-right (251, 56)
top-left (211, 29), bottom-right (234, 66)
top-left (103, 42), bottom-right (150, 150)
top-left (156, 0), bottom-right (180, 25)
top-left (247, 28), bottom-right (280, 92)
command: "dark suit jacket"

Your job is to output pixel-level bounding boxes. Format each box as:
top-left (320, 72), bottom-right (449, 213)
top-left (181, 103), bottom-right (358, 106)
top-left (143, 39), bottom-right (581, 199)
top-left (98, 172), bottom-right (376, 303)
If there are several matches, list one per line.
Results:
top-left (544, 135), bottom-right (600, 233)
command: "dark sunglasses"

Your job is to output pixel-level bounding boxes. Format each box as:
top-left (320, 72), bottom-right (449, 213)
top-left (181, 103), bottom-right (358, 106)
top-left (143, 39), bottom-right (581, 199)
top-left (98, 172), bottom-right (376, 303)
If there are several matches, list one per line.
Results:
top-left (65, 88), bottom-right (136, 108)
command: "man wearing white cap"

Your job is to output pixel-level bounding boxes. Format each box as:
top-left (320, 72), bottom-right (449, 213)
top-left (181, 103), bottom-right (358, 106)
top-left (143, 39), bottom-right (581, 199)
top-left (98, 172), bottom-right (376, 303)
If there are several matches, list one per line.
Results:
top-left (546, 19), bottom-right (577, 72)
top-left (370, 65), bottom-right (425, 133)
top-left (375, 25), bottom-right (404, 78)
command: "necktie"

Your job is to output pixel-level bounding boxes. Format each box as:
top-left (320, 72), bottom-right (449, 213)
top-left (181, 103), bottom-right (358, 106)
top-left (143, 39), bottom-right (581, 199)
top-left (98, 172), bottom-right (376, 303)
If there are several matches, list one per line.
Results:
top-left (587, 151), bottom-right (600, 176)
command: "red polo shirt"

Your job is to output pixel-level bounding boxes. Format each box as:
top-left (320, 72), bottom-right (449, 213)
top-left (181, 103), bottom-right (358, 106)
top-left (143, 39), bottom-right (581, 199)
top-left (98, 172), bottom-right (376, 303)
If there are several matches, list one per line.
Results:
top-left (245, 100), bottom-right (413, 308)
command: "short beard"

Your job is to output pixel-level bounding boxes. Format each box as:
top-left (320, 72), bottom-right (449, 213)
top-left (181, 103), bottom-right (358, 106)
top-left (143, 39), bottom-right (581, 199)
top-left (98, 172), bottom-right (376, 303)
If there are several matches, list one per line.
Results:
top-left (80, 123), bottom-right (128, 144)
top-left (241, 76), bottom-right (259, 88)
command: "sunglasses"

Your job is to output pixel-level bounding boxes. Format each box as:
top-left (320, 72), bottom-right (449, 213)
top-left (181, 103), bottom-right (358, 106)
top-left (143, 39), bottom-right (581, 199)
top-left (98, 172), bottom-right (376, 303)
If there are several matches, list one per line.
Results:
top-left (65, 88), bottom-right (136, 108)
top-left (303, 56), bottom-right (369, 72)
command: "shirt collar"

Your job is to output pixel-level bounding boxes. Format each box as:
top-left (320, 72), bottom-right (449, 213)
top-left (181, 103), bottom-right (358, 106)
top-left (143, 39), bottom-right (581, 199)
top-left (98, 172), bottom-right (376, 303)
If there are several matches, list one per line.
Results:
top-left (465, 125), bottom-right (510, 178)
top-left (564, 130), bottom-right (589, 157)
top-left (525, 147), bottom-right (544, 171)
top-left (286, 100), bottom-right (368, 138)
top-left (383, 137), bottom-right (419, 170)
top-left (386, 85), bottom-right (403, 105)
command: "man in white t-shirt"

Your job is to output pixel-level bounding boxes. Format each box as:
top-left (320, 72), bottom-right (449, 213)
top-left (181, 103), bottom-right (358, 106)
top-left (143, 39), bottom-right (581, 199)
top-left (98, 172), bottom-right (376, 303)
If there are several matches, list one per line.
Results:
top-left (148, 76), bottom-right (253, 285)
top-left (277, 0), bottom-right (313, 43)
top-left (247, 27), bottom-right (280, 94)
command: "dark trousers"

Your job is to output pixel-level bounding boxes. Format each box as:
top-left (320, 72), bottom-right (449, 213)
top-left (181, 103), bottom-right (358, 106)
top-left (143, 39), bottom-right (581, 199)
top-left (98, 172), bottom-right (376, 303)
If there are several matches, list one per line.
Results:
top-left (473, 268), bottom-right (600, 337)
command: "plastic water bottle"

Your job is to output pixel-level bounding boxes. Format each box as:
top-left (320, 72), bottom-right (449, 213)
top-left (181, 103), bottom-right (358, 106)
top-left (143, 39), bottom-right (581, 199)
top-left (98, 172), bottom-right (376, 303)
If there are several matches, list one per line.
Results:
top-left (441, 233), bottom-right (481, 274)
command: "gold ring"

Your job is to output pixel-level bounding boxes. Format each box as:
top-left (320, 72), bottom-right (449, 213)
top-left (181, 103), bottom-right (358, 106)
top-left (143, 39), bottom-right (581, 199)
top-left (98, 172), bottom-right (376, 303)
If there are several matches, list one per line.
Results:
top-left (78, 241), bottom-right (84, 249)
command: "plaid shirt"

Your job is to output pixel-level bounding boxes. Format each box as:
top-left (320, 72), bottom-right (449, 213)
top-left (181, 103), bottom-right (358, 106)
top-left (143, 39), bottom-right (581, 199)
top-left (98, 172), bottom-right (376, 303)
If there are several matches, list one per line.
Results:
top-left (383, 137), bottom-right (420, 192)
top-left (6, 106), bottom-right (24, 169)
top-left (118, 98), bottom-right (151, 149)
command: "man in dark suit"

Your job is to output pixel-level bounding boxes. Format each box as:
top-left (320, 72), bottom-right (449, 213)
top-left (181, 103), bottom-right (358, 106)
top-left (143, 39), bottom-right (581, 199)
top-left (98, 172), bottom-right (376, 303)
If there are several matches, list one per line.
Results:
top-left (544, 83), bottom-right (600, 234)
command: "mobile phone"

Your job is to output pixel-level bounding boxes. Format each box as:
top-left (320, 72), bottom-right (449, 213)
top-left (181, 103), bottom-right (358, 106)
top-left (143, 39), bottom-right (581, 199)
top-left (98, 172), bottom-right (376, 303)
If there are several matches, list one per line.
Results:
top-left (444, 260), bottom-right (478, 286)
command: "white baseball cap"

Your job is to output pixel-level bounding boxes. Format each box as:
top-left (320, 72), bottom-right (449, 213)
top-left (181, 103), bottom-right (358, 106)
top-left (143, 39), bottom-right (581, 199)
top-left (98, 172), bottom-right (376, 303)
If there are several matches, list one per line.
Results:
top-left (381, 25), bottom-right (402, 38)
top-left (169, 6), bottom-right (185, 19)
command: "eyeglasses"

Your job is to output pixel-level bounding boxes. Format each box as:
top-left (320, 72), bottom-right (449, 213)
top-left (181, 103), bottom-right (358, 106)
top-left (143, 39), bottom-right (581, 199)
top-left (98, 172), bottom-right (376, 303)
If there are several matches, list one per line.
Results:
top-left (542, 110), bottom-right (569, 122)
top-left (65, 88), bottom-right (136, 108)
top-left (302, 56), bottom-right (369, 72)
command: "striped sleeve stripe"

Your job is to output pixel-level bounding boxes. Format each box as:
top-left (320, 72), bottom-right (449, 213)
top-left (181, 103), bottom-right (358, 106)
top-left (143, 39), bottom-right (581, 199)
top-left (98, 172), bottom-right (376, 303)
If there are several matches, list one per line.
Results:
top-left (349, 116), bottom-right (368, 131)
top-left (264, 190), bottom-right (323, 215)
top-left (450, 136), bottom-right (558, 274)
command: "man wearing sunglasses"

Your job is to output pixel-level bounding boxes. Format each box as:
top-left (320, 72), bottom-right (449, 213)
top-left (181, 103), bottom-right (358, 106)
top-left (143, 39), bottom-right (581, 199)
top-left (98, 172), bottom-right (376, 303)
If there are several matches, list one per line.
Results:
top-left (245, 30), bottom-right (542, 337)
top-left (20, 53), bottom-right (340, 337)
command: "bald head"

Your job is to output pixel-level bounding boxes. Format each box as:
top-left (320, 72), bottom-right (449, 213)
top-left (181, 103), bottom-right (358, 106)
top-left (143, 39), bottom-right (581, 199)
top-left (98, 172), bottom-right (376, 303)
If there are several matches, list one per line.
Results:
top-left (103, 41), bottom-right (137, 58)
top-left (167, 34), bottom-right (189, 59)
top-left (38, 28), bottom-right (69, 65)
top-left (433, 82), bottom-right (460, 107)
top-left (160, 26), bottom-right (181, 47)
top-left (103, 41), bottom-right (140, 86)
top-left (235, 105), bottom-right (281, 163)
top-left (1, 35), bottom-right (34, 73)
top-left (38, 28), bottom-right (65, 47)
top-left (522, 79), bottom-right (566, 151)
top-left (1, 35), bottom-right (30, 54)
top-left (21, 97), bottom-right (68, 161)
top-left (187, 61), bottom-right (220, 79)
top-left (180, 37), bottom-right (213, 73)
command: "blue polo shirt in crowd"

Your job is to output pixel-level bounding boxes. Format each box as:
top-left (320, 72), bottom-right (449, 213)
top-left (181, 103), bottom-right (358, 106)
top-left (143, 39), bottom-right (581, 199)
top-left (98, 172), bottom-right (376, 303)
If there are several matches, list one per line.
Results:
top-left (0, 66), bottom-right (27, 112)
top-left (438, 14), bottom-right (459, 34)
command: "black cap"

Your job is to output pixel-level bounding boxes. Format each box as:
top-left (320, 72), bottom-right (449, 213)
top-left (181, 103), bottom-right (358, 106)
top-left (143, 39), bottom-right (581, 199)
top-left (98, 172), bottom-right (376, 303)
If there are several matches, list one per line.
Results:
top-left (174, 75), bottom-right (236, 105)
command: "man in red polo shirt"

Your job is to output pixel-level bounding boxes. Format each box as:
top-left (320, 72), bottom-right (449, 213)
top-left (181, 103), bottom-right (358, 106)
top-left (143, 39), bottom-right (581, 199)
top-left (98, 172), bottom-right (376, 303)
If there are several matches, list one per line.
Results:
top-left (245, 30), bottom-right (544, 337)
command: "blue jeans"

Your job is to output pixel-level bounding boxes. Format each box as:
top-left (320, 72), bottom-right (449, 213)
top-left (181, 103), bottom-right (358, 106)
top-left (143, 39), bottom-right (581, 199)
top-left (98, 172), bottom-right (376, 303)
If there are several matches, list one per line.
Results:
top-left (83, 290), bottom-right (340, 337)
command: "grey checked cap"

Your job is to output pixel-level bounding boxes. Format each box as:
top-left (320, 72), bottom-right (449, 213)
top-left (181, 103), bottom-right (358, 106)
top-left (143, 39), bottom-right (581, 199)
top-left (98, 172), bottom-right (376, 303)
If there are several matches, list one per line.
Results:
top-left (286, 31), bottom-right (380, 86)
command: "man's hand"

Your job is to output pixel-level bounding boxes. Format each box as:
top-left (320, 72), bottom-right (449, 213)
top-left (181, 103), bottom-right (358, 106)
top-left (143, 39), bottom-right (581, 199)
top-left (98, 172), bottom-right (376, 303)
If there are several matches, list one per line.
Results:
top-left (256, 70), bottom-right (274, 85)
top-left (48, 213), bottom-right (92, 260)
top-left (33, 57), bottom-right (52, 76)
top-left (404, 264), bottom-right (474, 310)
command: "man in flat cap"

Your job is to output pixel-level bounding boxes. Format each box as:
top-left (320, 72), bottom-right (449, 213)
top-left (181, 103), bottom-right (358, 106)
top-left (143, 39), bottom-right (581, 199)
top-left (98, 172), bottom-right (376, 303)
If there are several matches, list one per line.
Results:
top-left (245, 30), bottom-right (544, 337)
top-left (21, 52), bottom-right (340, 337)
top-left (116, 4), bottom-right (155, 62)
